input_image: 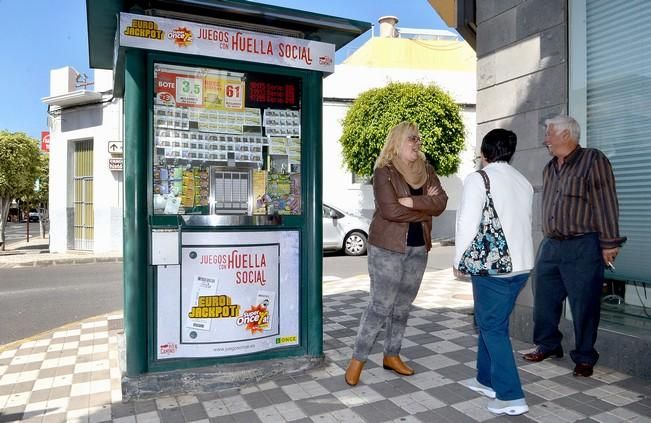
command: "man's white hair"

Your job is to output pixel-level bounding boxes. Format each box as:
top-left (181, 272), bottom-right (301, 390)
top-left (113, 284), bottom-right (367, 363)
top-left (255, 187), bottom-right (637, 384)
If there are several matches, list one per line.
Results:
top-left (545, 115), bottom-right (581, 142)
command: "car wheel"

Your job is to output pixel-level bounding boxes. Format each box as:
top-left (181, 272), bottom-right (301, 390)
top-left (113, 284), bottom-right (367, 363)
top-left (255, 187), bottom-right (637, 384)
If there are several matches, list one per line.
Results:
top-left (344, 231), bottom-right (367, 256)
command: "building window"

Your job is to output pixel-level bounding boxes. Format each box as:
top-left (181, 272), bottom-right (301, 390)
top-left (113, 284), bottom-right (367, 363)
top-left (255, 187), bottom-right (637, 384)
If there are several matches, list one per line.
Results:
top-left (570, 0), bottom-right (651, 333)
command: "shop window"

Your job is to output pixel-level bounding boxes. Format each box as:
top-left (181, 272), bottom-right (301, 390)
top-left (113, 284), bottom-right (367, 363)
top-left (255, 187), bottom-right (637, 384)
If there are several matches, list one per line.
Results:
top-left (570, 1), bottom-right (651, 333)
top-left (152, 63), bottom-right (302, 217)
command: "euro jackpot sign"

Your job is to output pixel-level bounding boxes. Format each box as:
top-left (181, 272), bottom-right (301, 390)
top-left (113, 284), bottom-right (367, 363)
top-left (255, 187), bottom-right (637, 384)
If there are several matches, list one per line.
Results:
top-left (124, 18), bottom-right (165, 40)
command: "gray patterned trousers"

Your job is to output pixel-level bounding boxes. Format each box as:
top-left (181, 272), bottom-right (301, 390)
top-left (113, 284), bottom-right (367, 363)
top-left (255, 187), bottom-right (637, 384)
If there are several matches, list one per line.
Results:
top-left (352, 244), bottom-right (428, 361)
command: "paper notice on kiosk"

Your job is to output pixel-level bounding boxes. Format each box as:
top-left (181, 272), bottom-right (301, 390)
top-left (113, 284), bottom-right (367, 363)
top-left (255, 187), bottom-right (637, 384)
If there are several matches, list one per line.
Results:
top-left (185, 275), bottom-right (218, 331)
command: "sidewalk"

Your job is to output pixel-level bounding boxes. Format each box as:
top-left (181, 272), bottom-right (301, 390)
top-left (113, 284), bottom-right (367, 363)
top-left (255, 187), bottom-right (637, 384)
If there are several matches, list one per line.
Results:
top-left (0, 236), bottom-right (122, 269)
top-left (1, 268), bottom-right (650, 422)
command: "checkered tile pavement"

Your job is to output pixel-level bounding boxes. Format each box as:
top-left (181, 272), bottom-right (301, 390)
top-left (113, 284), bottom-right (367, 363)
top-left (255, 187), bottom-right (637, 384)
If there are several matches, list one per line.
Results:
top-left (1, 269), bottom-right (649, 422)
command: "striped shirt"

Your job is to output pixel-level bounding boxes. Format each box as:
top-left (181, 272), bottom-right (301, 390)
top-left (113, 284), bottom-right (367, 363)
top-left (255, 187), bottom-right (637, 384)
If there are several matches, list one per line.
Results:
top-left (542, 146), bottom-right (626, 249)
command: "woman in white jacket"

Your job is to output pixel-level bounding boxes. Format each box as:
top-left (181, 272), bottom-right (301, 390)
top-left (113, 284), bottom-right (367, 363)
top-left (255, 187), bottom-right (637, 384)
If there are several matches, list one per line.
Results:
top-left (454, 129), bottom-right (534, 416)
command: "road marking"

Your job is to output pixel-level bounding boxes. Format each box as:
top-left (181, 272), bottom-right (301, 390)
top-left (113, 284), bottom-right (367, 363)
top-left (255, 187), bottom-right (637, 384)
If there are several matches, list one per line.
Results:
top-left (323, 276), bottom-right (341, 282)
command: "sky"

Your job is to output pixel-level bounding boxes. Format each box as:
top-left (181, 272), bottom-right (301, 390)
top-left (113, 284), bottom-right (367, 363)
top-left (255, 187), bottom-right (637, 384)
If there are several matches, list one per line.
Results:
top-left (0, 0), bottom-right (449, 140)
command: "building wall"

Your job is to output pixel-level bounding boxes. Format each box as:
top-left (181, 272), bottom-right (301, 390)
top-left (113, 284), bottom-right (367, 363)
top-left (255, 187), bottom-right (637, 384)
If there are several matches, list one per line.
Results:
top-left (476, 1), bottom-right (651, 377)
top-left (48, 69), bottom-right (123, 253)
top-left (322, 100), bottom-right (373, 218)
top-left (475, 0), bottom-right (567, 309)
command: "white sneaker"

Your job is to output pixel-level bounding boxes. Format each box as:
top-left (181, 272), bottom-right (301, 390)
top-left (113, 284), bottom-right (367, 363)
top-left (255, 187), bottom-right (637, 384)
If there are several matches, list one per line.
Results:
top-left (462, 378), bottom-right (496, 399)
top-left (487, 398), bottom-right (529, 416)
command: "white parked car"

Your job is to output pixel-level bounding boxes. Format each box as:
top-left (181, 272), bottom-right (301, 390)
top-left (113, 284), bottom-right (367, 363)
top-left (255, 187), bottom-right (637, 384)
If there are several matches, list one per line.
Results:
top-left (322, 203), bottom-right (370, 256)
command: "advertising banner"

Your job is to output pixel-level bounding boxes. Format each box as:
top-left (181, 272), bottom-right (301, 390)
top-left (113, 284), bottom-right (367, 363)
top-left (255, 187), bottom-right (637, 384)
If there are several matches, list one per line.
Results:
top-left (156, 230), bottom-right (299, 359)
top-left (119, 12), bottom-right (335, 73)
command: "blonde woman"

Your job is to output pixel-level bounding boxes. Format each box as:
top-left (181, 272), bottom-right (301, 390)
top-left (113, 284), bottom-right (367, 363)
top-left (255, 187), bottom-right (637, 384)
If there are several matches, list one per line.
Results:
top-left (345, 121), bottom-right (448, 386)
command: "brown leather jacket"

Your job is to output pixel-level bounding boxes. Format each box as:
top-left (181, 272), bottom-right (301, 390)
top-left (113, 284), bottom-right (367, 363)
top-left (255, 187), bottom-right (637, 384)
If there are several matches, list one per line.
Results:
top-left (368, 164), bottom-right (448, 253)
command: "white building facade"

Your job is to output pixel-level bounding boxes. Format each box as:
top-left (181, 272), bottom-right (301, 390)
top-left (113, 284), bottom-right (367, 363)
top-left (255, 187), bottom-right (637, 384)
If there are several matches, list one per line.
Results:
top-left (42, 67), bottom-right (123, 253)
top-left (322, 18), bottom-right (477, 240)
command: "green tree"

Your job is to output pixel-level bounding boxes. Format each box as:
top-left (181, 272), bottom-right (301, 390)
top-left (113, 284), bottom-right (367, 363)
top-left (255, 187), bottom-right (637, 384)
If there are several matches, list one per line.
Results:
top-left (0, 131), bottom-right (41, 250)
top-left (339, 82), bottom-right (465, 177)
top-left (21, 153), bottom-right (49, 237)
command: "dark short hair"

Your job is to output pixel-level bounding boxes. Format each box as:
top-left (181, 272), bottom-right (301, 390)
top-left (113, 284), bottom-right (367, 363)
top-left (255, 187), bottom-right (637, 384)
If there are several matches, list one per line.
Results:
top-left (481, 129), bottom-right (517, 163)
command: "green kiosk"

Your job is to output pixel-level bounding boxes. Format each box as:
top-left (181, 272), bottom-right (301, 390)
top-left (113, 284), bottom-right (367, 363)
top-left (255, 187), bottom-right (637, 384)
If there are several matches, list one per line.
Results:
top-left (86, 0), bottom-right (369, 396)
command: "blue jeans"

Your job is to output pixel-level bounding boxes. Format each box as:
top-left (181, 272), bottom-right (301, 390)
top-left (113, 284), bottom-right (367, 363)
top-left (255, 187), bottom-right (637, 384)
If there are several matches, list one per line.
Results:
top-left (472, 273), bottom-right (529, 401)
top-left (533, 234), bottom-right (603, 365)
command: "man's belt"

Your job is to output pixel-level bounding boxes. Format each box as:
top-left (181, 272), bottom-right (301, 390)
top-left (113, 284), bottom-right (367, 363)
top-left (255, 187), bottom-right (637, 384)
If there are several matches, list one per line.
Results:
top-left (547, 233), bottom-right (588, 241)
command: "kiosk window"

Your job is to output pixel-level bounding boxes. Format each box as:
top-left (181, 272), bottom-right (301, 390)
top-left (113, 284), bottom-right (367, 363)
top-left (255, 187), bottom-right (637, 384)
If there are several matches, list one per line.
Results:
top-left (152, 63), bottom-right (302, 217)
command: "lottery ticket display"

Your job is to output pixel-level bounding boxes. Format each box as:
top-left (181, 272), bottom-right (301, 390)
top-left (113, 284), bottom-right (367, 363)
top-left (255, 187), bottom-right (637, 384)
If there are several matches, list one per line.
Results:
top-left (152, 63), bottom-right (302, 216)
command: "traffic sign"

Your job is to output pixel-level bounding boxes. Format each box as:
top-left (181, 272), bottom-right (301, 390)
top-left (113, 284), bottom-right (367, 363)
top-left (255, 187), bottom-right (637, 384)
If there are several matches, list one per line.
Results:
top-left (108, 141), bottom-right (123, 154)
top-left (41, 131), bottom-right (50, 152)
top-left (109, 158), bottom-right (123, 171)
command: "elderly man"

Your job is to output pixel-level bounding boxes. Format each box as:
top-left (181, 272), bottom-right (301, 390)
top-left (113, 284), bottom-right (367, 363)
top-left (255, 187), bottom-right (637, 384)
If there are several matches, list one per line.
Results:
top-left (523, 115), bottom-right (626, 377)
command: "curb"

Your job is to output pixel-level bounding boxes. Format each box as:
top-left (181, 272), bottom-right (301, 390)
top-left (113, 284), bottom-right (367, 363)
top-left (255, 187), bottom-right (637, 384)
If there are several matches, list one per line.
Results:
top-left (1, 256), bottom-right (123, 269)
top-left (0, 249), bottom-right (51, 256)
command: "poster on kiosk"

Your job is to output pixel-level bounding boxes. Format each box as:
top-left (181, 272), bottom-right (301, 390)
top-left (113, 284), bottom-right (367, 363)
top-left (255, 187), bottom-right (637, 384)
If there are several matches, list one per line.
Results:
top-left (116, 11), bottom-right (337, 360)
top-left (157, 231), bottom-right (300, 359)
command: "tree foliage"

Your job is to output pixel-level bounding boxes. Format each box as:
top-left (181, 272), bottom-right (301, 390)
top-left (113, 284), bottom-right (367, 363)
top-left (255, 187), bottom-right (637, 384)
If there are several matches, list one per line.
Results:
top-left (34, 154), bottom-right (49, 206)
top-left (20, 153), bottom-right (50, 237)
top-left (339, 82), bottom-right (465, 177)
top-left (0, 131), bottom-right (41, 249)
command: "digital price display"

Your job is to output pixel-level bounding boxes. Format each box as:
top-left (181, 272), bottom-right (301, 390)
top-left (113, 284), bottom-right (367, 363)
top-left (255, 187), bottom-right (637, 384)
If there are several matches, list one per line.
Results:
top-left (245, 76), bottom-right (300, 109)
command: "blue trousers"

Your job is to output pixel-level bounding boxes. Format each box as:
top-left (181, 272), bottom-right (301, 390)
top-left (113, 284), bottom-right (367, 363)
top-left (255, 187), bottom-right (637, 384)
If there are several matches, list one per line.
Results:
top-left (472, 273), bottom-right (529, 401)
top-left (533, 234), bottom-right (603, 365)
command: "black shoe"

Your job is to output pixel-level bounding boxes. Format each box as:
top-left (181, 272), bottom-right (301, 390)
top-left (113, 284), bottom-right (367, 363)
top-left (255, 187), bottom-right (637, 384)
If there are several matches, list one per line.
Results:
top-left (573, 363), bottom-right (594, 377)
top-left (522, 346), bottom-right (563, 362)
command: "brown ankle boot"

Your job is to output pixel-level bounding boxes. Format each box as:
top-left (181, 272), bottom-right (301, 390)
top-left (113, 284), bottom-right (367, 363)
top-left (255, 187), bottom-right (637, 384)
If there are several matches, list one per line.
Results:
top-left (383, 355), bottom-right (414, 376)
top-left (345, 358), bottom-right (365, 386)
